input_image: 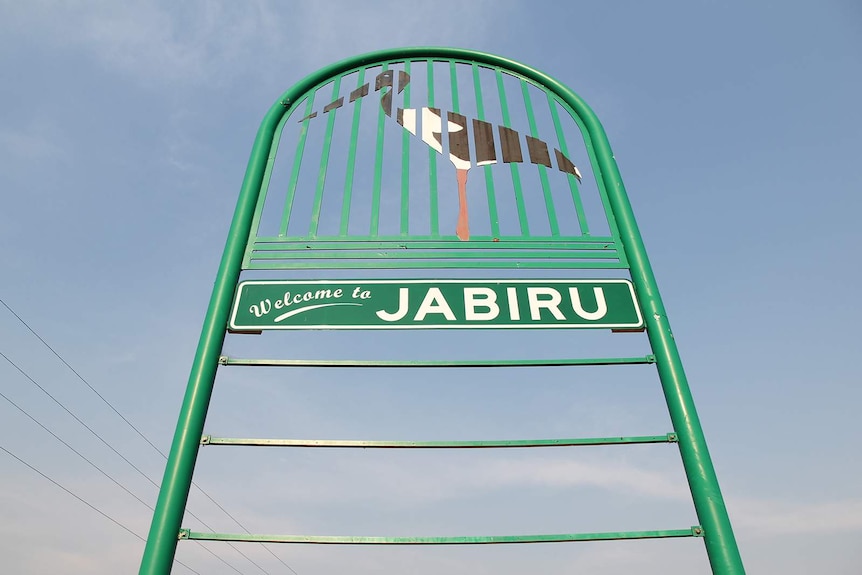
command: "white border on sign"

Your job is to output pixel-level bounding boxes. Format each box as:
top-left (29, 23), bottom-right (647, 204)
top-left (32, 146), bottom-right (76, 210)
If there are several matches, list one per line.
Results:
top-left (228, 279), bottom-right (644, 331)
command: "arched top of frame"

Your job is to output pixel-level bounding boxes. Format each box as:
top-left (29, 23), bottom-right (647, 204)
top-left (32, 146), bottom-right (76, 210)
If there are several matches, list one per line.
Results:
top-left (239, 48), bottom-right (632, 271)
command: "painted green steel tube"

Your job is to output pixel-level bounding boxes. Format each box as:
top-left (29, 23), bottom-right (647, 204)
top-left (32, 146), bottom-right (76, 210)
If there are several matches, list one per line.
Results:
top-left (495, 68), bottom-right (530, 236)
top-left (204, 434), bottom-right (676, 448)
top-left (471, 62), bottom-right (500, 236)
top-left (591, 144), bottom-right (746, 573)
top-left (520, 73), bottom-right (746, 575)
top-left (183, 527), bottom-right (700, 545)
top-left (138, 112), bottom-right (282, 572)
top-left (340, 68), bottom-right (366, 235)
top-left (246, 259), bottom-right (627, 271)
top-left (427, 62), bottom-right (439, 236)
top-left (138, 64), bottom-right (337, 574)
top-left (221, 356), bottom-right (654, 368)
top-left (400, 61), bottom-right (412, 236)
top-left (546, 89), bottom-right (745, 574)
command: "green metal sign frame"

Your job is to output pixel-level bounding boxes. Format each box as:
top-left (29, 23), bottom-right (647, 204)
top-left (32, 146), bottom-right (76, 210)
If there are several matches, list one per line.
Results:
top-left (139, 47), bottom-right (745, 574)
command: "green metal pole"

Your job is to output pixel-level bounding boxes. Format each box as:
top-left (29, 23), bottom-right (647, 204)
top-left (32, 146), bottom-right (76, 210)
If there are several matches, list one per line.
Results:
top-left (138, 55), bottom-right (388, 573)
top-left (138, 101), bottom-right (287, 575)
top-left (559, 96), bottom-right (747, 574)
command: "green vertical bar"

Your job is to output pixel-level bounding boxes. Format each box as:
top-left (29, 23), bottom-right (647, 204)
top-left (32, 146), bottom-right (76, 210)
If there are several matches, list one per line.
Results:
top-left (340, 68), bottom-right (366, 236)
top-left (370, 63), bottom-right (388, 237)
top-left (138, 90), bottom-right (289, 575)
top-left (400, 61), bottom-right (411, 236)
top-left (428, 62), bottom-right (439, 236)
top-left (521, 79), bottom-right (559, 236)
top-left (449, 60), bottom-right (460, 113)
top-left (547, 93), bottom-right (590, 236)
top-left (583, 105), bottom-right (746, 575)
top-left (496, 69), bottom-right (529, 236)
top-left (566, 108), bottom-right (623, 255)
top-left (473, 63), bottom-right (500, 237)
top-left (279, 94), bottom-right (316, 236)
top-left (243, 112), bottom-right (289, 267)
top-left (309, 77), bottom-right (342, 237)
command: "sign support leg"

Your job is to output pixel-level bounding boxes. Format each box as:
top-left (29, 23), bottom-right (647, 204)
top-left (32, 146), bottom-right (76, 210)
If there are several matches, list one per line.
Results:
top-left (592, 142), bottom-right (746, 573)
top-left (138, 104), bottom-right (283, 574)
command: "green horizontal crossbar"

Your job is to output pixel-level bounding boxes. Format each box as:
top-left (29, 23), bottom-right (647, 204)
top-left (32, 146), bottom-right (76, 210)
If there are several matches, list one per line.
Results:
top-left (244, 260), bottom-right (627, 270)
top-left (252, 240), bottom-right (617, 251)
top-left (180, 527), bottom-right (703, 545)
top-left (219, 356), bottom-right (655, 368)
top-left (201, 434), bottom-right (677, 448)
top-left (254, 236), bottom-right (618, 245)
top-left (250, 250), bottom-right (618, 260)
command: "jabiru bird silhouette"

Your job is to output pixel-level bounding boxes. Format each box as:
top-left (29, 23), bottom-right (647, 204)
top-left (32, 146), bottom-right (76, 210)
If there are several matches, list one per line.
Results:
top-left (300, 69), bottom-right (583, 240)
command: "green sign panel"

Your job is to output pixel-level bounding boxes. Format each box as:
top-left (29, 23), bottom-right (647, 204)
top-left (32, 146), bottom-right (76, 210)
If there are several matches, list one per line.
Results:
top-left (229, 279), bottom-right (643, 330)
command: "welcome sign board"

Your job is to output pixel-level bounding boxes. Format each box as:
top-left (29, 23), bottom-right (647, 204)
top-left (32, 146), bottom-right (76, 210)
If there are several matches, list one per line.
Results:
top-left (229, 279), bottom-right (643, 330)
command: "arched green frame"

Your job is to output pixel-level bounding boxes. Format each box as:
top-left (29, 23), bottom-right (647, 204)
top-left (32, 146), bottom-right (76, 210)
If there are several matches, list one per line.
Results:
top-left (139, 47), bottom-right (745, 575)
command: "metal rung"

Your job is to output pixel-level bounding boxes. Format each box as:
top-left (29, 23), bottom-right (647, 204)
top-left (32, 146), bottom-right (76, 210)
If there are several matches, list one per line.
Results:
top-left (180, 527), bottom-right (704, 544)
top-left (253, 237), bottom-right (617, 247)
top-left (251, 249), bottom-right (618, 260)
top-left (250, 253), bottom-right (619, 263)
top-left (252, 242), bottom-right (617, 252)
top-left (201, 433), bottom-right (677, 448)
top-left (219, 356), bottom-right (656, 368)
top-left (244, 260), bottom-right (627, 270)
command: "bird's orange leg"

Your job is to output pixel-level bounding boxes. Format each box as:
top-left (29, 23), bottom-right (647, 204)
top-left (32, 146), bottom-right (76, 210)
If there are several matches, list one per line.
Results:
top-left (455, 168), bottom-right (470, 241)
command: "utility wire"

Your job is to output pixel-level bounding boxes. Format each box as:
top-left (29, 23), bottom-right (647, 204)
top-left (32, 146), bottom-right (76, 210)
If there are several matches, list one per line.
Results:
top-left (0, 442), bottom-right (143, 540)
top-left (0, 350), bottom-right (262, 575)
top-left (0, 368), bottom-right (255, 575)
top-left (0, 387), bottom-right (155, 511)
top-left (1, 299), bottom-right (296, 574)
top-left (195, 541), bottom-right (245, 575)
top-left (0, 349), bottom-right (161, 490)
top-left (0, 299), bottom-right (169, 459)
top-left (195, 489), bottom-right (301, 575)
top-left (0, 402), bottom-right (261, 575)
top-left (0, 443), bottom-right (202, 575)
top-left (212, 535), bottom-right (270, 575)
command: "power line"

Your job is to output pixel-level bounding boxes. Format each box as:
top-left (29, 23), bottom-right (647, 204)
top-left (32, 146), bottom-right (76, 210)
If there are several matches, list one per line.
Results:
top-left (0, 350), bottom-right (260, 575)
top-left (0, 443), bottom-right (202, 575)
top-left (0, 387), bottom-right (155, 511)
top-left (0, 348), bottom-right (161, 490)
top-left (0, 408), bottom-right (257, 575)
top-left (191, 543), bottom-right (243, 574)
top-left (0, 298), bottom-right (169, 459)
top-left (1, 298), bottom-right (297, 573)
top-left (198, 541), bottom-right (247, 575)
top-left (195, 488), bottom-right (301, 575)
top-left (218, 538), bottom-right (270, 574)
top-left (0, 371), bottom-right (257, 575)
top-left (0, 442), bottom-right (143, 539)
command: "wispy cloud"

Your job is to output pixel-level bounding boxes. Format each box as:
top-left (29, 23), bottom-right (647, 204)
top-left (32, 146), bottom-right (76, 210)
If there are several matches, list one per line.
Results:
top-left (287, 0), bottom-right (500, 69)
top-left (236, 452), bottom-right (862, 539)
top-left (0, 120), bottom-right (68, 163)
top-left (730, 497), bottom-right (862, 536)
top-left (479, 456), bottom-right (689, 500)
top-left (249, 452), bottom-right (690, 507)
top-left (3, 1), bottom-right (500, 90)
top-left (3, 1), bottom-right (285, 88)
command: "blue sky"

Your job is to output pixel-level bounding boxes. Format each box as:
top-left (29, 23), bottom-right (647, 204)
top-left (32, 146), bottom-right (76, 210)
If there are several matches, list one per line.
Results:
top-left (1, 1), bottom-right (860, 574)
